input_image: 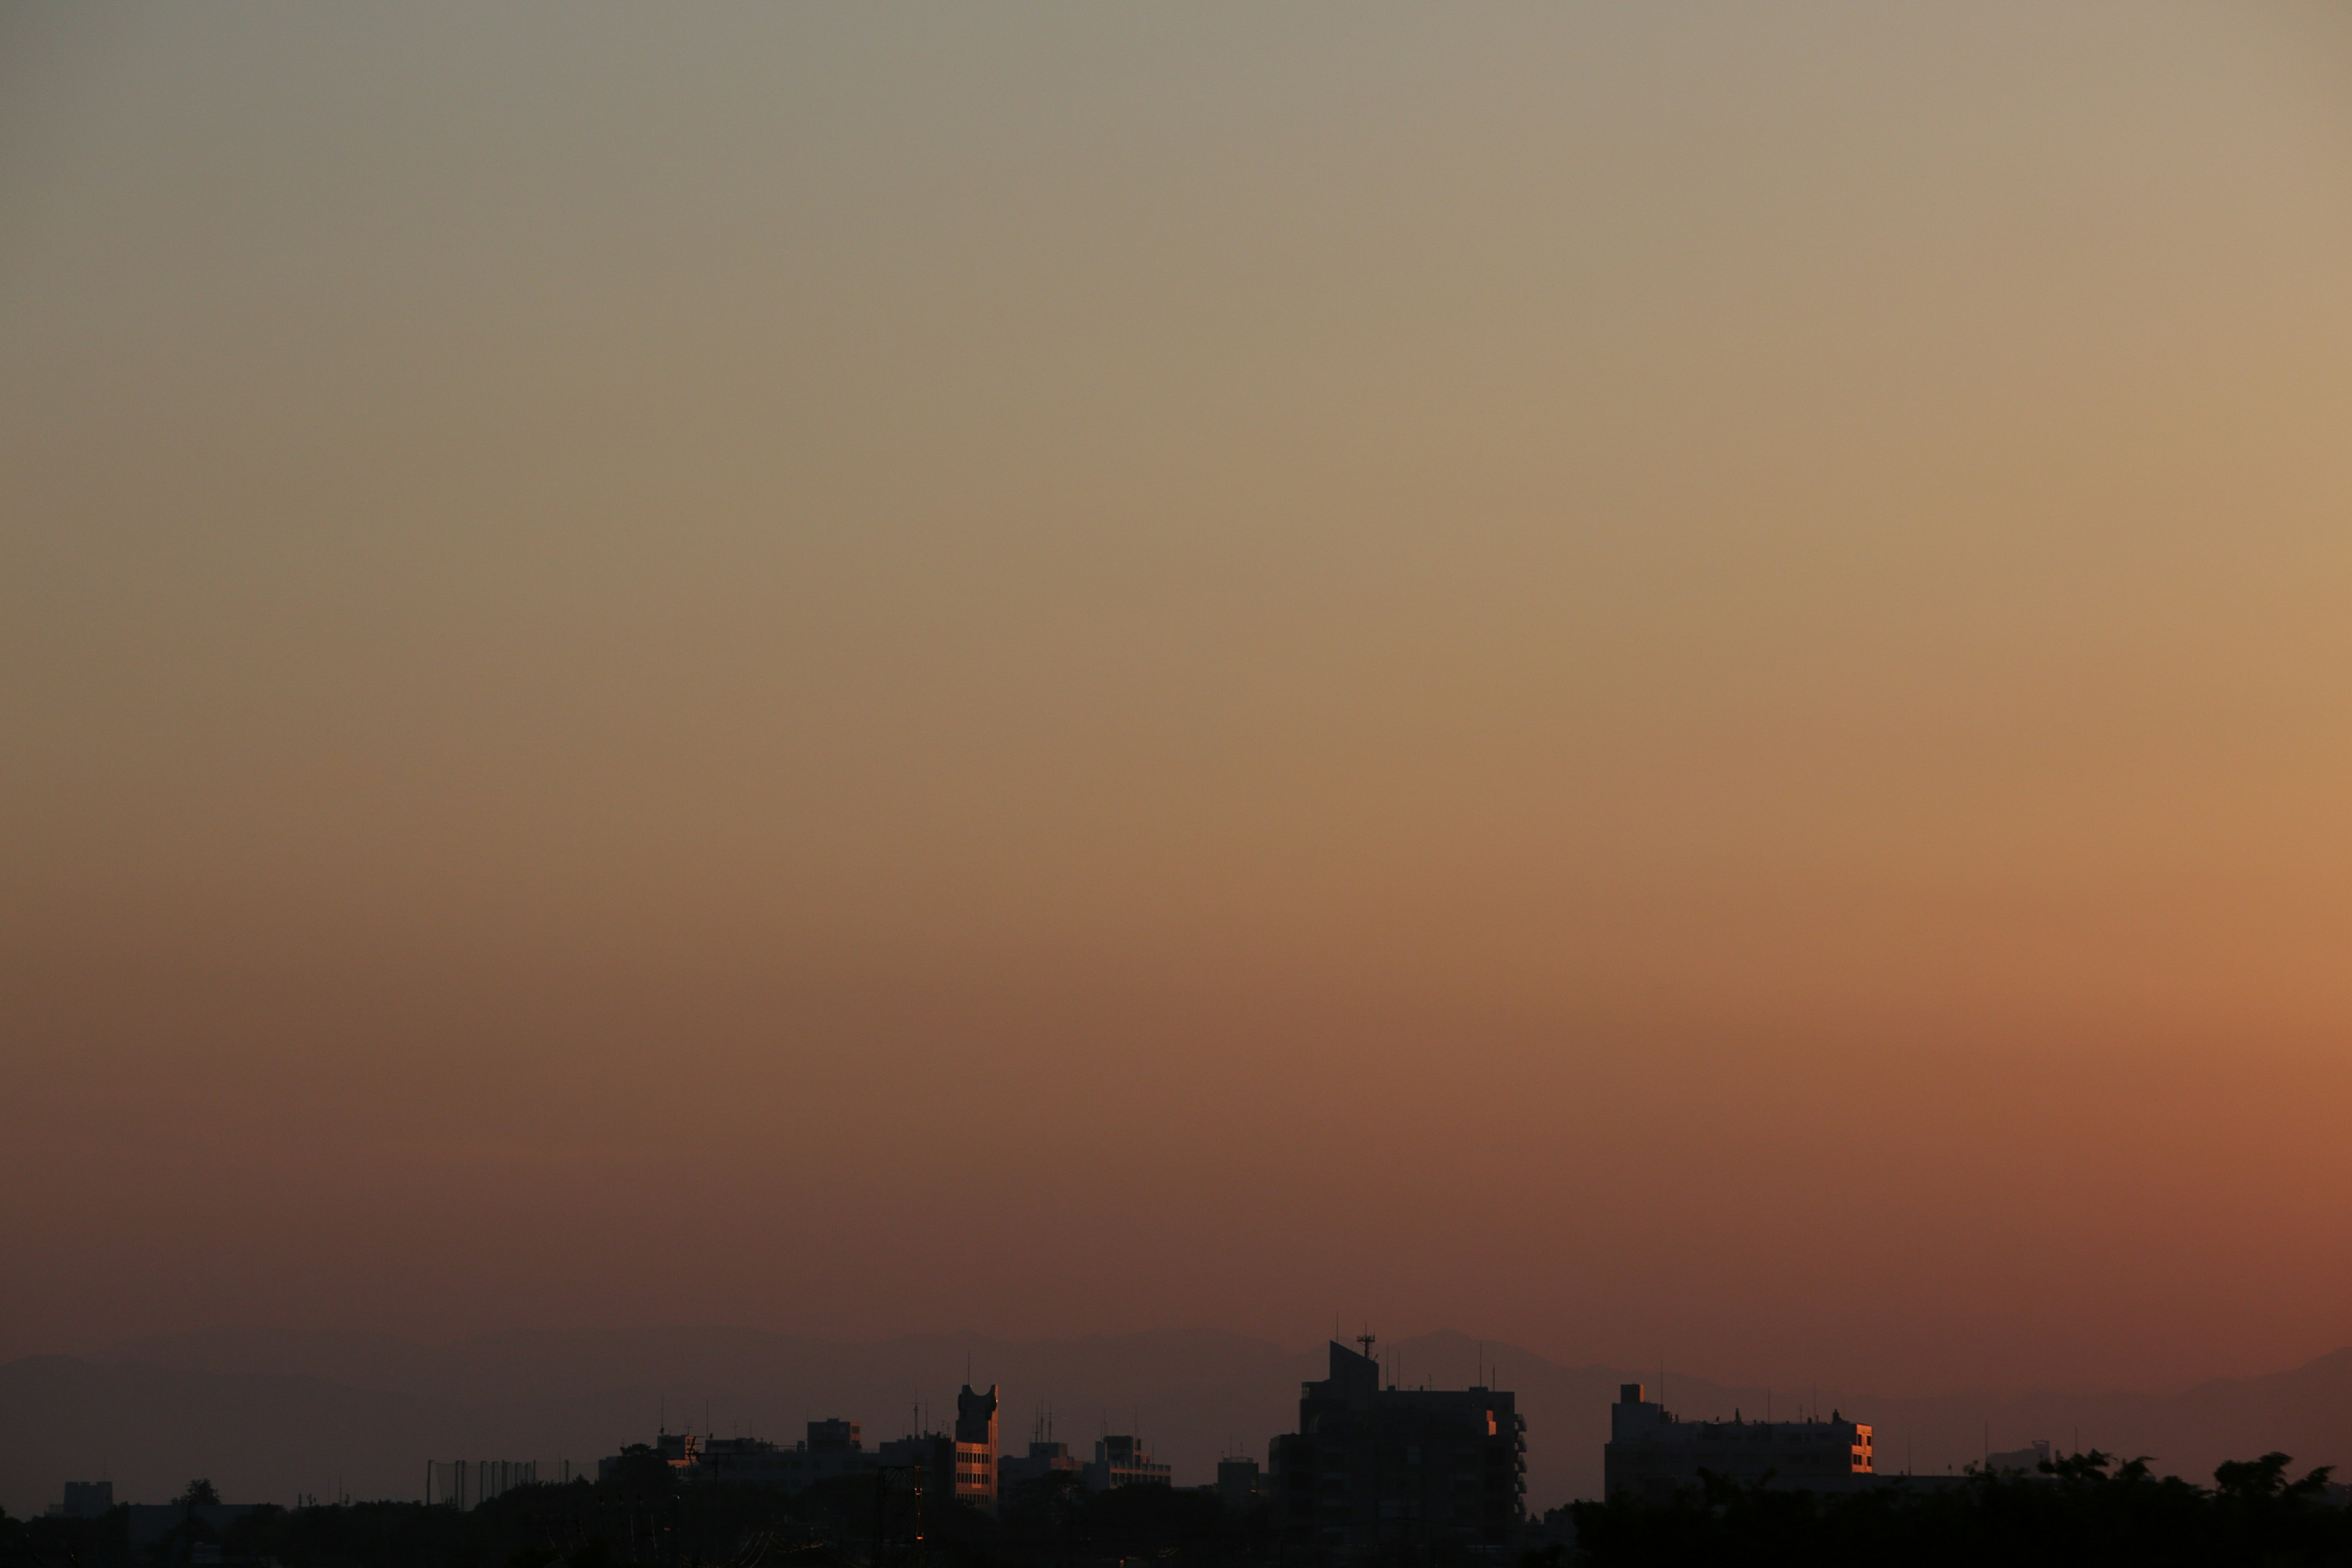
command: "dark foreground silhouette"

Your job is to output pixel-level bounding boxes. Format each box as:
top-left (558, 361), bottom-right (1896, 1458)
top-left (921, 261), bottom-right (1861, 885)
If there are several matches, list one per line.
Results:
top-left (6, 1449), bottom-right (2346, 1568)
top-left (1555, 1450), bottom-right (2350, 1567)
top-left (1, 1466), bottom-right (1273, 1568)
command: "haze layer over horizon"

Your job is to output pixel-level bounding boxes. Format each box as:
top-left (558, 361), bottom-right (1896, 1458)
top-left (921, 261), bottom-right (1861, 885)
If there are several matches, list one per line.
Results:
top-left (4, 2), bottom-right (2350, 1397)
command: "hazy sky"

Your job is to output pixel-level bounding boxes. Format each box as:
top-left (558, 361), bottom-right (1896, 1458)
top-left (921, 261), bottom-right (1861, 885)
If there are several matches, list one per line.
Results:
top-left (5, 2), bottom-right (2351, 1397)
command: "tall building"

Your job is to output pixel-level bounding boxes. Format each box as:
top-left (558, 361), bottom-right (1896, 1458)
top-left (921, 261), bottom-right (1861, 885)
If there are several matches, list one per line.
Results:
top-left (954, 1384), bottom-right (1001, 1510)
top-left (872, 1385), bottom-right (1000, 1514)
top-left (1269, 1339), bottom-right (1526, 1548)
top-left (1604, 1384), bottom-right (1874, 1499)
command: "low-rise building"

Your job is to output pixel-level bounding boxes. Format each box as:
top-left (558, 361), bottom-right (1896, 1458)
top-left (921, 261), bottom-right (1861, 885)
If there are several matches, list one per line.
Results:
top-left (1000, 1439), bottom-right (1083, 1493)
top-left (1604, 1384), bottom-right (1874, 1500)
top-left (1215, 1457), bottom-right (1267, 1510)
top-left (45, 1482), bottom-right (113, 1519)
top-left (601, 1420), bottom-right (878, 1492)
top-left (1084, 1434), bottom-right (1172, 1492)
top-left (1986, 1441), bottom-right (2053, 1476)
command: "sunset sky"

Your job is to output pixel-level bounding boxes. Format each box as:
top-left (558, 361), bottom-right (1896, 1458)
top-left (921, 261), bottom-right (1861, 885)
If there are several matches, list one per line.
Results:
top-left (4, 2), bottom-right (2351, 1399)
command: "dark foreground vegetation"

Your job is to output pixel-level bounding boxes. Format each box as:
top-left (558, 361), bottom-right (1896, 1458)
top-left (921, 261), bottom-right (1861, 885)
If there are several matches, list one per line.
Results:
top-left (1555, 1450), bottom-right (2352, 1568)
top-left (0, 1466), bottom-right (1276, 1568)
top-left (6, 1450), bottom-right (2346, 1568)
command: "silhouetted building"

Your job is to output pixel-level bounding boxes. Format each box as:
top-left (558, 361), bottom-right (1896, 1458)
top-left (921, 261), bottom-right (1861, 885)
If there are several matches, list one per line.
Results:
top-left (772, 1419), bottom-right (878, 1488)
top-left (601, 1420), bottom-right (876, 1491)
top-left (870, 1386), bottom-right (1003, 1511)
top-left (1216, 1457), bottom-right (1267, 1510)
top-left (875, 1433), bottom-right (956, 1502)
top-left (1270, 1340), bottom-right (1526, 1548)
top-left (598, 1431), bottom-right (703, 1486)
top-left (46, 1482), bottom-right (113, 1519)
top-left (1986, 1440), bottom-right (2053, 1476)
top-left (692, 1437), bottom-right (796, 1487)
top-left (1001, 1440), bottom-right (1082, 1489)
top-left (1085, 1434), bottom-right (1172, 1492)
top-left (593, 1395), bottom-right (992, 1507)
top-left (1000, 1409), bottom-right (1084, 1494)
top-left (1604, 1384), bottom-right (1874, 1499)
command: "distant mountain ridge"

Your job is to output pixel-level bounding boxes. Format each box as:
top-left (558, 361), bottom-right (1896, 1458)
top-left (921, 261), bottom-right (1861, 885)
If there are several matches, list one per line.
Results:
top-left (4, 1327), bottom-right (2345, 1520)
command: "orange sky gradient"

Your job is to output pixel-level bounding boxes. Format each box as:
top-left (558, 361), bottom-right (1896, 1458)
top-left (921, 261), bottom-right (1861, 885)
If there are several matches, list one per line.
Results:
top-left (4, 2), bottom-right (2351, 1398)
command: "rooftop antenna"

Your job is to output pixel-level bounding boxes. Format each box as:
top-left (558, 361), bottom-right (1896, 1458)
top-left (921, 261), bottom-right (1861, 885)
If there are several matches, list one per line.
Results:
top-left (1357, 1328), bottom-right (1377, 1362)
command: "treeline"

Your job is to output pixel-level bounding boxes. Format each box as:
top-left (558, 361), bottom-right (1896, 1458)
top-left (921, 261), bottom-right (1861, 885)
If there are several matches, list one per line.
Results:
top-left (12, 1448), bottom-right (2347, 1568)
top-left (1, 1465), bottom-right (1271, 1568)
top-left (1556, 1450), bottom-right (2351, 1567)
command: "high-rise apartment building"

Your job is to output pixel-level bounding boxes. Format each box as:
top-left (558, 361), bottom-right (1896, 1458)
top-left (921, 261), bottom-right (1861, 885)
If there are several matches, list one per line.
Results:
top-left (1269, 1340), bottom-right (1525, 1547)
